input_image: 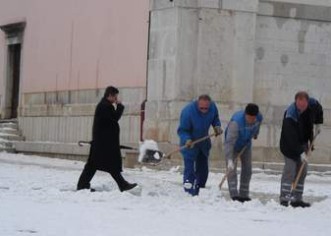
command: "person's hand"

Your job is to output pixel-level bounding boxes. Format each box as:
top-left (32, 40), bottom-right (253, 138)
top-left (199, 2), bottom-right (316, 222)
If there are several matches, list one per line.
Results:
top-left (227, 159), bottom-right (234, 171)
top-left (213, 126), bottom-right (223, 136)
top-left (116, 98), bottom-right (122, 104)
top-left (253, 135), bottom-right (258, 140)
top-left (185, 139), bottom-right (194, 148)
top-left (300, 153), bottom-right (308, 163)
top-left (315, 124), bottom-right (321, 135)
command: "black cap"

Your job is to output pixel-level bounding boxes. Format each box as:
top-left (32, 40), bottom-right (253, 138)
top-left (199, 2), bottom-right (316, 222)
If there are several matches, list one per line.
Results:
top-left (245, 103), bottom-right (259, 116)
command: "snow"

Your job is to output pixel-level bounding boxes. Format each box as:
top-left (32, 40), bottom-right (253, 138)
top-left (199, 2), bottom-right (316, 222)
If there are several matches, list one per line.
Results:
top-left (138, 139), bottom-right (162, 162)
top-left (0, 152), bottom-right (330, 236)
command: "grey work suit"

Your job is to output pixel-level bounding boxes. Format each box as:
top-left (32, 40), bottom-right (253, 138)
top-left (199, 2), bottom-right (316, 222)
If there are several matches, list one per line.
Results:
top-left (224, 122), bottom-right (253, 198)
top-left (280, 156), bottom-right (307, 202)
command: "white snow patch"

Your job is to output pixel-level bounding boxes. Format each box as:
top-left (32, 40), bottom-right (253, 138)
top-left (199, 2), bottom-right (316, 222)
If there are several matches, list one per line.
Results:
top-left (0, 152), bottom-right (330, 236)
top-left (138, 139), bottom-right (161, 162)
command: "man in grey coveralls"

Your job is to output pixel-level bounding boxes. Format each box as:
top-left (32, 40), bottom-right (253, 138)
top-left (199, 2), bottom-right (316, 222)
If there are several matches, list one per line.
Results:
top-left (224, 104), bottom-right (263, 202)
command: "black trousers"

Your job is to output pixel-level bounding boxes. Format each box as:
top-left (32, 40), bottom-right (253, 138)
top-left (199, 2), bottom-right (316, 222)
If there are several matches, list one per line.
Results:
top-left (77, 161), bottom-right (129, 191)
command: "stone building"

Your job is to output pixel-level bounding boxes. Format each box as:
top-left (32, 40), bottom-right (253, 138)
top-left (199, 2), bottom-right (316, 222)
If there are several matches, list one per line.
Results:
top-left (1, 0), bottom-right (330, 170)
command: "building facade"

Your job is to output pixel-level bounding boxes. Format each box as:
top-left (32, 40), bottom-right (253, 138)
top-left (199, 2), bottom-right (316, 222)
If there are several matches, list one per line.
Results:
top-left (0, 0), bottom-right (149, 156)
top-left (144, 0), bottom-right (331, 168)
top-left (0, 0), bottom-right (330, 169)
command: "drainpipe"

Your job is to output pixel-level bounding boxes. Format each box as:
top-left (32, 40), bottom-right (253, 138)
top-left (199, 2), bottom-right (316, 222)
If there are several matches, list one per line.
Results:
top-left (140, 99), bottom-right (147, 141)
top-left (141, 9), bottom-right (152, 141)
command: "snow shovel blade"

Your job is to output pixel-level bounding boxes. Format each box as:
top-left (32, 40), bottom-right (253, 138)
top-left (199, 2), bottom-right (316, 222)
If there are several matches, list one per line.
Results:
top-left (140, 149), bottom-right (165, 164)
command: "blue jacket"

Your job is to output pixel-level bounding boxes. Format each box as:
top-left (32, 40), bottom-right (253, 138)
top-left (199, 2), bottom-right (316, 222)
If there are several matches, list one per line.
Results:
top-left (225, 110), bottom-right (263, 151)
top-left (177, 100), bottom-right (221, 157)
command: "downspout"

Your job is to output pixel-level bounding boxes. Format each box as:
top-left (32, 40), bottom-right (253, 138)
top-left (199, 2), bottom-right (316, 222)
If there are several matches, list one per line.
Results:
top-left (140, 9), bottom-right (152, 141)
top-left (140, 99), bottom-right (147, 141)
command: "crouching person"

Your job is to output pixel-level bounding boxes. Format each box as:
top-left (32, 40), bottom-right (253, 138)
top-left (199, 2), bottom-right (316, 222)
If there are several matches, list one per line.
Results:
top-left (224, 104), bottom-right (263, 202)
top-left (177, 95), bottom-right (222, 196)
top-left (279, 91), bottom-right (323, 207)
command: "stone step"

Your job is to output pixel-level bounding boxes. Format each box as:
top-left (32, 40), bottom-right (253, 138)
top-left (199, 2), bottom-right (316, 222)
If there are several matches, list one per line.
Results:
top-left (0, 122), bottom-right (18, 129)
top-left (0, 133), bottom-right (24, 141)
top-left (0, 120), bottom-right (23, 153)
top-left (0, 147), bottom-right (15, 153)
top-left (0, 118), bottom-right (17, 123)
top-left (0, 141), bottom-right (14, 148)
top-left (0, 128), bottom-right (21, 135)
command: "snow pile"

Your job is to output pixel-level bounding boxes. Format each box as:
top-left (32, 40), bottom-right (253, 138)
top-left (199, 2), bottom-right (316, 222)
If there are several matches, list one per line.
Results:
top-left (0, 152), bottom-right (330, 236)
top-left (138, 139), bottom-right (163, 163)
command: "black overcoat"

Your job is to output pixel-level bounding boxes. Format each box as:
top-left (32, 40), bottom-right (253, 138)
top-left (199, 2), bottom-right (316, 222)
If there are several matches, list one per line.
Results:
top-left (88, 97), bottom-right (124, 172)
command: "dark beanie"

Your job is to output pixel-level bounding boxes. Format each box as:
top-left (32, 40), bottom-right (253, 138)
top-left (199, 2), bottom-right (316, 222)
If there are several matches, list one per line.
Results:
top-left (245, 103), bottom-right (259, 116)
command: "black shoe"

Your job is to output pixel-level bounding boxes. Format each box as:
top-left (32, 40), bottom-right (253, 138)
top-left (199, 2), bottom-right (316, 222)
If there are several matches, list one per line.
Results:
top-left (290, 200), bottom-right (311, 208)
top-left (77, 186), bottom-right (96, 192)
top-left (232, 196), bottom-right (251, 203)
top-left (239, 197), bottom-right (251, 202)
top-left (231, 196), bottom-right (242, 202)
top-left (280, 201), bottom-right (289, 207)
top-left (120, 183), bottom-right (138, 192)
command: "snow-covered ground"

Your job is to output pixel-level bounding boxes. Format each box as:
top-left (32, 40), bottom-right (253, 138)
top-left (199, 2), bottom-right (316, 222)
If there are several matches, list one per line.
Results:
top-left (0, 152), bottom-right (330, 236)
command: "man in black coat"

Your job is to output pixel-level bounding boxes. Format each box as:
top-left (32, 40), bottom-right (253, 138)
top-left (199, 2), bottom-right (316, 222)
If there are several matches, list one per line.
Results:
top-left (279, 91), bottom-right (323, 207)
top-left (77, 86), bottom-right (137, 192)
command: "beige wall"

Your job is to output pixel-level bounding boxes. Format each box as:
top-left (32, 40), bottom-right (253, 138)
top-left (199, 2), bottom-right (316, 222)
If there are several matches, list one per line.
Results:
top-left (0, 0), bottom-right (149, 93)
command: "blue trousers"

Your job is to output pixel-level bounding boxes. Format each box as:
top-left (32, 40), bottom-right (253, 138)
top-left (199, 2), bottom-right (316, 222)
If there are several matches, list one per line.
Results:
top-left (183, 151), bottom-right (209, 196)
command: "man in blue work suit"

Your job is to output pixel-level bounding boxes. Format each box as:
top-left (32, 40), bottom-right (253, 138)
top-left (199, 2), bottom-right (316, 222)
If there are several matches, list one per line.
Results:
top-left (224, 103), bottom-right (263, 202)
top-left (177, 95), bottom-right (222, 196)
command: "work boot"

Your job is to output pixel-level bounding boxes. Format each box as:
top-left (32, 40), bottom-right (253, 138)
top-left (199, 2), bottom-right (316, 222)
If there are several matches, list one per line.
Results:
top-left (120, 183), bottom-right (138, 192)
top-left (231, 196), bottom-right (241, 202)
top-left (183, 180), bottom-right (199, 196)
top-left (232, 196), bottom-right (251, 203)
top-left (290, 200), bottom-right (311, 208)
top-left (239, 196), bottom-right (251, 202)
top-left (280, 201), bottom-right (289, 207)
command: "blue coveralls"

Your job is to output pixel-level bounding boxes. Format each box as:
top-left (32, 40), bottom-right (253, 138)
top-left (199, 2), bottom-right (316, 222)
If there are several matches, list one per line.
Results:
top-left (177, 100), bottom-right (221, 196)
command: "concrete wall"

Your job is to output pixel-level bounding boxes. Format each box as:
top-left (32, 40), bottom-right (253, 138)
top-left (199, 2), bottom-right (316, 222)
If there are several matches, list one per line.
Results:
top-left (18, 87), bottom-right (145, 144)
top-left (146, 0), bottom-right (331, 166)
top-left (254, 0), bottom-right (331, 160)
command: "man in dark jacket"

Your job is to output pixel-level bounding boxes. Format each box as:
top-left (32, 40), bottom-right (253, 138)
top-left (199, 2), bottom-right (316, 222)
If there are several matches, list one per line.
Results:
top-left (279, 91), bottom-right (323, 207)
top-left (77, 86), bottom-right (137, 192)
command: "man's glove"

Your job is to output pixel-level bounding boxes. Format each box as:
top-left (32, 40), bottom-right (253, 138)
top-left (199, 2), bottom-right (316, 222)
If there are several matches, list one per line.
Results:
top-left (300, 152), bottom-right (308, 163)
top-left (185, 139), bottom-right (194, 148)
top-left (213, 126), bottom-right (223, 136)
top-left (227, 159), bottom-right (234, 171)
top-left (315, 124), bottom-right (321, 135)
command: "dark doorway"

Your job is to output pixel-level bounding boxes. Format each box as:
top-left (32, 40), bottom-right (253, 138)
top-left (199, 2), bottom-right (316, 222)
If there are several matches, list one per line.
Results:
top-left (7, 44), bottom-right (21, 118)
top-left (0, 22), bottom-right (25, 119)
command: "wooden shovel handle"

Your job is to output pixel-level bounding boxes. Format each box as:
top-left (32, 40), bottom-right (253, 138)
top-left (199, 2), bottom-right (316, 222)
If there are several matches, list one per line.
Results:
top-left (164, 133), bottom-right (217, 159)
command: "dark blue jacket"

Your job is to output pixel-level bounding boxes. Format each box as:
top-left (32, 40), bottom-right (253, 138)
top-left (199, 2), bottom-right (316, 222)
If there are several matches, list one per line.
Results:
top-left (177, 100), bottom-right (221, 158)
top-left (225, 110), bottom-right (263, 151)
